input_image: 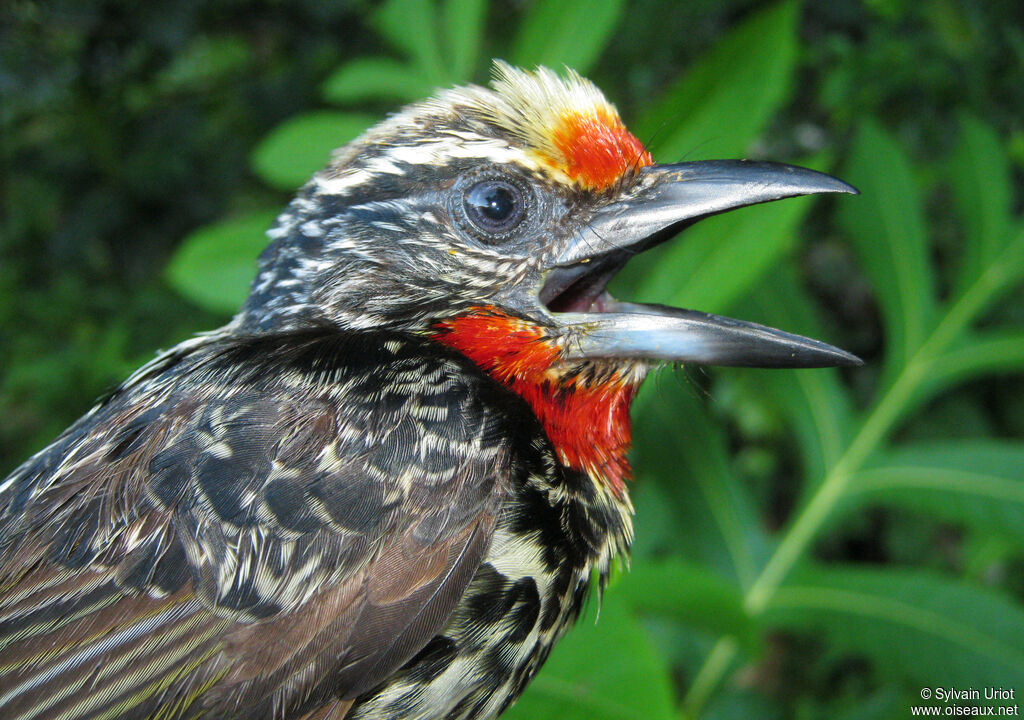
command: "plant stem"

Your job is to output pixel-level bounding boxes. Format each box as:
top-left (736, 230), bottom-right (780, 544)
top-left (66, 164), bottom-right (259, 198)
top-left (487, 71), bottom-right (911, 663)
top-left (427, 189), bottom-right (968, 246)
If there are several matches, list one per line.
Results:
top-left (681, 637), bottom-right (738, 719)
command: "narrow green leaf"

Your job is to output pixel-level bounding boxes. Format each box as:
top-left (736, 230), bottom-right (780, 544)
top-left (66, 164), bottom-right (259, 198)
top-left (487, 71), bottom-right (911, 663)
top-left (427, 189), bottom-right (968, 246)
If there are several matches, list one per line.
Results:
top-left (950, 113), bottom-right (1013, 295)
top-left (322, 58), bottom-right (436, 104)
top-left (251, 112), bottom-right (376, 191)
top-left (954, 223), bottom-right (1024, 331)
top-left (922, 330), bottom-right (1024, 401)
top-left (442, 0), bottom-right (486, 81)
top-left (635, 0), bottom-right (799, 161)
top-left (839, 120), bottom-right (936, 382)
top-left (165, 210), bottom-right (279, 314)
top-left (511, 0), bottom-right (623, 74)
top-left (734, 264), bottom-right (856, 488)
top-left (766, 566), bottom-right (1024, 689)
top-left (505, 594), bottom-right (677, 720)
top-left (848, 440), bottom-right (1024, 543)
top-left (633, 381), bottom-right (771, 590)
top-left (615, 558), bottom-right (758, 653)
top-left (372, 0), bottom-right (445, 83)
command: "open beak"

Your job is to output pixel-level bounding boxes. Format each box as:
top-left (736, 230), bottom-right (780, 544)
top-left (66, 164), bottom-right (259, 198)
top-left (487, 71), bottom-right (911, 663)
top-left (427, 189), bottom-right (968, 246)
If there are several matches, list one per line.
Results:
top-left (540, 160), bottom-right (863, 368)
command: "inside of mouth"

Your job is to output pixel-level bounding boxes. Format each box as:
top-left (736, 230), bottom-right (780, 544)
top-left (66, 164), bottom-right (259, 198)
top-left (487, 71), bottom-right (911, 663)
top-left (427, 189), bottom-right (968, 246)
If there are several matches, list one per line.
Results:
top-left (540, 258), bottom-right (623, 314)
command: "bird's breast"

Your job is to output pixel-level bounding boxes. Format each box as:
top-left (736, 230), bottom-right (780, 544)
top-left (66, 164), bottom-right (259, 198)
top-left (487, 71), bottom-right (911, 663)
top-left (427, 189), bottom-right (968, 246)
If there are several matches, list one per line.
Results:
top-left (349, 436), bottom-right (633, 720)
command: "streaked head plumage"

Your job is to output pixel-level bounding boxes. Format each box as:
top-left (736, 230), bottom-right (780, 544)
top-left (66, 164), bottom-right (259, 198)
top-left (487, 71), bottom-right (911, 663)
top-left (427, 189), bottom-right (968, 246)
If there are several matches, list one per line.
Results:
top-left (446, 61), bottom-right (652, 190)
top-left (238, 61), bottom-right (859, 381)
top-left (325, 61), bottom-right (651, 193)
top-left (241, 63), bottom-right (654, 334)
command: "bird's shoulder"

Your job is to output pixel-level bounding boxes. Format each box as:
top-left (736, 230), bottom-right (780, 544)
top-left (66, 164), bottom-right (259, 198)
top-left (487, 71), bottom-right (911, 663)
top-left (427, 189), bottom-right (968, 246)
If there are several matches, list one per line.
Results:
top-left (0, 327), bottom-right (542, 719)
top-left (3, 329), bottom-right (531, 572)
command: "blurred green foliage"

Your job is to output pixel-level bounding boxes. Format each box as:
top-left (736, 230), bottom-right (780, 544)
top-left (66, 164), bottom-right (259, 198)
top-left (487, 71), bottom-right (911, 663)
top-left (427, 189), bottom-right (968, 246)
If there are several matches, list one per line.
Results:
top-left (3, 0), bottom-right (1024, 718)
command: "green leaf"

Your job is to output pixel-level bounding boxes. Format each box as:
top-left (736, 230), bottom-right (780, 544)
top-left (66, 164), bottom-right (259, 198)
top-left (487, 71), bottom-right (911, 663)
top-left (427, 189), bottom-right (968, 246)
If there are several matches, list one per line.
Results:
top-left (629, 480), bottom-right (685, 560)
top-left (682, 83), bottom-right (1024, 720)
top-left (505, 593), bottom-right (676, 720)
top-left (615, 558), bottom-right (758, 653)
top-left (703, 690), bottom-right (785, 720)
top-left (154, 35), bottom-right (250, 93)
top-left (880, 225), bottom-right (1024, 429)
top-left (832, 687), bottom-right (908, 720)
top-left (442, 0), bottom-right (486, 80)
top-left (511, 0), bottom-right (623, 74)
top-left (251, 112), bottom-right (376, 191)
top-left (322, 58), bottom-right (436, 104)
top-left (165, 210), bottom-right (279, 314)
top-left (848, 440), bottom-right (1024, 543)
top-left (928, 330), bottom-right (1024, 392)
top-left (633, 381), bottom-right (771, 590)
top-left (766, 566), bottom-right (1024, 689)
top-left (372, 0), bottom-right (445, 83)
top-left (735, 264), bottom-right (856, 487)
top-left (839, 120), bottom-right (936, 383)
top-left (635, 1), bottom-right (799, 161)
top-left (949, 113), bottom-right (1013, 295)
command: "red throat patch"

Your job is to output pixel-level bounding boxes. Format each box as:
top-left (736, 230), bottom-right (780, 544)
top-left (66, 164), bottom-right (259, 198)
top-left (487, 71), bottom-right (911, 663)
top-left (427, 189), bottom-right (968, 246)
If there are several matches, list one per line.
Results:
top-left (432, 308), bottom-right (637, 494)
top-left (551, 109), bottom-right (653, 191)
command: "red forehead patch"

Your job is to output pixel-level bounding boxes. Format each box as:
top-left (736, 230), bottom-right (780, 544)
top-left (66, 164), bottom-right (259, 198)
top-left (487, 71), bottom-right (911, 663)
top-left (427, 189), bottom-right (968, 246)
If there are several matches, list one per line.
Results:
top-left (551, 109), bottom-right (653, 191)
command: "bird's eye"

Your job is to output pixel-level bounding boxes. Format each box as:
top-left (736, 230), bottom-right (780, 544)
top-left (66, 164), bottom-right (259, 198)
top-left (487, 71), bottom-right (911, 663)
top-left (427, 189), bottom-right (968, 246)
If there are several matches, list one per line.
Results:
top-left (463, 179), bottom-right (526, 237)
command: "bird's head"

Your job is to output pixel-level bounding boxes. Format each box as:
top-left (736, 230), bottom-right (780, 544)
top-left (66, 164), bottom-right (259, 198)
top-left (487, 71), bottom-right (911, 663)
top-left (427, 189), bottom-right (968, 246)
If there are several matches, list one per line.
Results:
top-left (240, 62), bottom-right (858, 372)
top-left (237, 62), bottom-right (859, 485)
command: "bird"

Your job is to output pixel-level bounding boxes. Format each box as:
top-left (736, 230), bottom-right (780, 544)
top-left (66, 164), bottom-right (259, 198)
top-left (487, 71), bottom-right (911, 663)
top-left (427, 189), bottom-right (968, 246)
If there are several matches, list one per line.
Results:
top-left (0, 62), bottom-right (859, 720)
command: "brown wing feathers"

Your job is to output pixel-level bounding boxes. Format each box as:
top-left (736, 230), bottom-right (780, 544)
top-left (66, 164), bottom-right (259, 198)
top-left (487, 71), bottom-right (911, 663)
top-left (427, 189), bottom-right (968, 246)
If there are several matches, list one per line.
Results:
top-left (0, 330), bottom-right (514, 720)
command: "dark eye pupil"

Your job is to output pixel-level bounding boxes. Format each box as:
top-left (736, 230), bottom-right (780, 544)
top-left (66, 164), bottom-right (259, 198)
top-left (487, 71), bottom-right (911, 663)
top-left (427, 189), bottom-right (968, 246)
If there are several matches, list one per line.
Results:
top-left (464, 179), bottom-right (524, 236)
top-left (473, 185), bottom-right (513, 221)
